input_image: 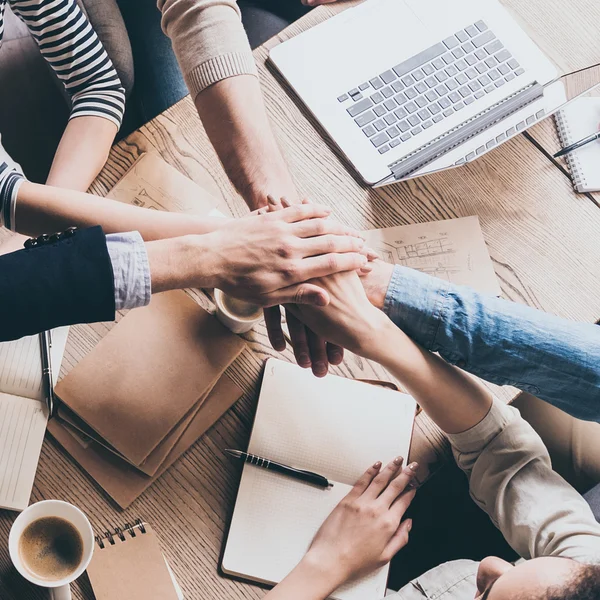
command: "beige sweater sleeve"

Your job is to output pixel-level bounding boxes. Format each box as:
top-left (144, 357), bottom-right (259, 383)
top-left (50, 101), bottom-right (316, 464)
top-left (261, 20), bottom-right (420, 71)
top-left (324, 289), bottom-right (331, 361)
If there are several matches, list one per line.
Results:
top-left (447, 399), bottom-right (600, 564)
top-left (158, 0), bottom-right (257, 100)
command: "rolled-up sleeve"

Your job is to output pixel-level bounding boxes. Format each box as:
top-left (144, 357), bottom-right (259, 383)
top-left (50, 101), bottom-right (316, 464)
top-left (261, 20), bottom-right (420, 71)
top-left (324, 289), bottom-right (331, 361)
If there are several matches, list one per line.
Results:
top-left (158, 0), bottom-right (257, 99)
top-left (448, 398), bottom-right (600, 563)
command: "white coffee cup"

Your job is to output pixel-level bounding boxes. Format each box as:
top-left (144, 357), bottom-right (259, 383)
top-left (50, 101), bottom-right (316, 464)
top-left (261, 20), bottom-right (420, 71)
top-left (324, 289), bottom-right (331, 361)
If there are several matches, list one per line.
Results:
top-left (9, 500), bottom-right (94, 600)
top-left (214, 289), bottom-right (264, 334)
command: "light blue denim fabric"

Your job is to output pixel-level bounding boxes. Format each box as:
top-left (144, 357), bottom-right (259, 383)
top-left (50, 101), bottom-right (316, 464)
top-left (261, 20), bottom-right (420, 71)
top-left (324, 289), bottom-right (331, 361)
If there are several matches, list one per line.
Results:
top-left (384, 265), bottom-right (600, 422)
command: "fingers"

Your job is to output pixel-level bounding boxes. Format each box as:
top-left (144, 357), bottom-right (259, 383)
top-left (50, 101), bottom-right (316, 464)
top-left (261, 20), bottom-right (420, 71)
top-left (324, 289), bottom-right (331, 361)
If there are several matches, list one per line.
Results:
top-left (326, 342), bottom-right (344, 365)
top-left (307, 328), bottom-right (329, 377)
top-left (292, 218), bottom-right (364, 240)
top-left (383, 518), bottom-right (413, 559)
top-left (264, 306), bottom-right (286, 352)
top-left (297, 253), bottom-right (368, 280)
top-left (346, 461), bottom-right (382, 501)
top-left (363, 456), bottom-right (404, 500)
top-left (261, 283), bottom-right (330, 307)
top-left (379, 461), bottom-right (419, 508)
top-left (301, 234), bottom-right (365, 258)
top-left (272, 203), bottom-right (332, 223)
top-left (286, 309), bottom-right (312, 369)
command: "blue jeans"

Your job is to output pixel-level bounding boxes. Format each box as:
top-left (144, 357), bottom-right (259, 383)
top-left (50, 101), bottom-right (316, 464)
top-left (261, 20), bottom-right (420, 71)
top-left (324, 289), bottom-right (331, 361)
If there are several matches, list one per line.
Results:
top-left (115, 0), bottom-right (189, 129)
top-left (384, 266), bottom-right (600, 422)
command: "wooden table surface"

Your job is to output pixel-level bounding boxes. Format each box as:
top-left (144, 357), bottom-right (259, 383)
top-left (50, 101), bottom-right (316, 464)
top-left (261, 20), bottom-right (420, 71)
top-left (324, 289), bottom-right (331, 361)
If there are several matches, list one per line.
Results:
top-left (2, 2), bottom-right (600, 598)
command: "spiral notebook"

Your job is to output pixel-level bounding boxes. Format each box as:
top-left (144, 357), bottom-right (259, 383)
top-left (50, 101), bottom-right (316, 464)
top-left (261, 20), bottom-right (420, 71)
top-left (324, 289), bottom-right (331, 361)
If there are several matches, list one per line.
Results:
top-left (222, 359), bottom-right (417, 600)
top-left (555, 98), bottom-right (600, 192)
top-left (87, 520), bottom-right (183, 600)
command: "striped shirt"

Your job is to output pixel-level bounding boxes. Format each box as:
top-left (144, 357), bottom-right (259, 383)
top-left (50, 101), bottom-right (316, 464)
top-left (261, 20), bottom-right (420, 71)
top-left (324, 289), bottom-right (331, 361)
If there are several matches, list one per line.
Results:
top-left (0, 0), bottom-right (125, 128)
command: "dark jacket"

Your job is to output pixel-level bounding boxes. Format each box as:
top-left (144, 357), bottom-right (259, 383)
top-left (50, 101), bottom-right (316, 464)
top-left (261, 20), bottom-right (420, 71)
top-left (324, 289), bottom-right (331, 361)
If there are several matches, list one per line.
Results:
top-left (0, 226), bottom-right (116, 341)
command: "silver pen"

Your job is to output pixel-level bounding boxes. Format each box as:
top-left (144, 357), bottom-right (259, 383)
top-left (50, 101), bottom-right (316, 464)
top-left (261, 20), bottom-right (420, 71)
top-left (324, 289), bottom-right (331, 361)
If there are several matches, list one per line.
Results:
top-left (39, 330), bottom-right (55, 418)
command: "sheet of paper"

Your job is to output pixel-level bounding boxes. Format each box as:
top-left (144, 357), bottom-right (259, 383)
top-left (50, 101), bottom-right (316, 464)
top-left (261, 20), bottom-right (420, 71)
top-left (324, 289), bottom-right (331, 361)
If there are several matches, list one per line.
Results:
top-left (0, 393), bottom-right (47, 511)
top-left (106, 152), bottom-right (229, 216)
top-left (0, 327), bottom-right (69, 400)
top-left (362, 216), bottom-right (501, 295)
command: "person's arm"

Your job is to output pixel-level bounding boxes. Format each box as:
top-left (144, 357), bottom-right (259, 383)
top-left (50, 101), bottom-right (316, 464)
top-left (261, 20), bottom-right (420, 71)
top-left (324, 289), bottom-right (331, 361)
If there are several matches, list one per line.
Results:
top-left (158, 0), bottom-right (296, 209)
top-left (363, 261), bottom-right (600, 422)
top-left (10, 0), bottom-right (126, 190)
top-left (290, 272), bottom-right (600, 562)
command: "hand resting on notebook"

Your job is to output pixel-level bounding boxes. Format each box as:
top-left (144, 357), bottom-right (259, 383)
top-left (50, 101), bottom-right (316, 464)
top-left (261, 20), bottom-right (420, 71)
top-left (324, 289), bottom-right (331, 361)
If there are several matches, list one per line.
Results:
top-left (263, 456), bottom-right (417, 600)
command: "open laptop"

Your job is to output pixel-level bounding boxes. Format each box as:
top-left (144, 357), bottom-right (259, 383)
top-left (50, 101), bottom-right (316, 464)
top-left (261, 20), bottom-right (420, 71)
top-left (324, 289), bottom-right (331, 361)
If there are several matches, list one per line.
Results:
top-left (268, 0), bottom-right (567, 186)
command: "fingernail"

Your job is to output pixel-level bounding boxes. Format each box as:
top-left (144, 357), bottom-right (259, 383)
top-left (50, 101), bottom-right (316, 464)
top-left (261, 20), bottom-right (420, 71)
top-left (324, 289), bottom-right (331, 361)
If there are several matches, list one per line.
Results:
top-left (313, 362), bottom-right (327, 377)
top-left (393, 456), bottom-right (404, 466)
top-left (408, 462), bottom-right (419, 471)
top-left (298, 354), bottom-right (311, 367)
top-left (373, 461), bottom-right (382, 469)
top-left (407, 519), bottom-right (413, 532)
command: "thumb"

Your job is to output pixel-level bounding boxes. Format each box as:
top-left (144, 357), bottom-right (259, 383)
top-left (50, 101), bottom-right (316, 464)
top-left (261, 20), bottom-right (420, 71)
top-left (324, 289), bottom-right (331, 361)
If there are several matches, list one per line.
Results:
top-left (262, 284), bottom-right (331, 307)
top-left (384, 519), bottom-right (413, 558)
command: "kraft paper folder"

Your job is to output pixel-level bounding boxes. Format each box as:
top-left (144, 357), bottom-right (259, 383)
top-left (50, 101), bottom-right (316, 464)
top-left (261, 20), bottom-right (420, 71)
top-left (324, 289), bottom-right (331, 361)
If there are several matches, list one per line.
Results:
top-left (222, 359), bottom-right (417, 600)
top-left (48, 290), bottom-right (245, 507)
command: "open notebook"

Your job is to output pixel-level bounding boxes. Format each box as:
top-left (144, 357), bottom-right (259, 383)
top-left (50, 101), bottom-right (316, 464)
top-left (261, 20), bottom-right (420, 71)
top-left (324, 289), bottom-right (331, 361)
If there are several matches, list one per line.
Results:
top-left (555, 98), bottom-right (600, 192)
top-left (222, 359), bottom-right (417, 600)
top-left (0, 328), bottom-right (69, 511)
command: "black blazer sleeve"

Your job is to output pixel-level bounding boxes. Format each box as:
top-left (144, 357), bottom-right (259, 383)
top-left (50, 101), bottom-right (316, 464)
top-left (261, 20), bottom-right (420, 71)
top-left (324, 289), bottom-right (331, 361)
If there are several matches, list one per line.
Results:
top-left (0, 226), bottom-right (116, 342)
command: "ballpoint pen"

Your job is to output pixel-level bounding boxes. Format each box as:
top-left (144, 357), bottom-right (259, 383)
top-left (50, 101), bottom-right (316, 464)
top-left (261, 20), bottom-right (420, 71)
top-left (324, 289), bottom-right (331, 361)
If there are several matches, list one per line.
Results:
top-left (224, 449), bottom-right (333, 488)
top-left (553, 130), bottom-right (600, 158)
top-left (39, 330), bottom-right (55, 418)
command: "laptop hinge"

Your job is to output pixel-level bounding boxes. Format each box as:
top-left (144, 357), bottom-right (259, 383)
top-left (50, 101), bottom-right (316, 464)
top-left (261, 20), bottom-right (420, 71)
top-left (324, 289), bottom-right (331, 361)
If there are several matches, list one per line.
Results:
top-left (388, 82), bottom-right (544, 180)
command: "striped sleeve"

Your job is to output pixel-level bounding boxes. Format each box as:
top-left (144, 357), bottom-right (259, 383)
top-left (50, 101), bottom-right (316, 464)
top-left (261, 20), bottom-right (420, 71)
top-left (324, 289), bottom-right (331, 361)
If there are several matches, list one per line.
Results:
top-left (0, 162), bottom-right (25, 232)
top-left (9, 0), bottom-right (125, 129)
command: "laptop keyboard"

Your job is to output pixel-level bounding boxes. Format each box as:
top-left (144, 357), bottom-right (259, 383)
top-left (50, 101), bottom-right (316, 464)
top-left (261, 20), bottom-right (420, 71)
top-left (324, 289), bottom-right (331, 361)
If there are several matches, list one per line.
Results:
top-left (337, 21), bottom-right (525, 155)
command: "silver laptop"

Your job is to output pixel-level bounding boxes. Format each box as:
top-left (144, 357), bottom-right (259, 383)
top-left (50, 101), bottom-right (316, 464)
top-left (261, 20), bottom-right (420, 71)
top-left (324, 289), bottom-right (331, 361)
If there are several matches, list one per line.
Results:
top-left (268, 0), bottom-right (567, 186)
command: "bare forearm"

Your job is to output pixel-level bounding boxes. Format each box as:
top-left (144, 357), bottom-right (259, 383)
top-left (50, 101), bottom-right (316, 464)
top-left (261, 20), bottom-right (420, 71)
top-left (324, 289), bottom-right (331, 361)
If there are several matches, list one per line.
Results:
top-left (46, 117), bottom-right (118, 191)
top-left (366, 321), bottom-right (493, 434)
top-left (195, 76), bottom-right (297, 209)
top-left (264, 555), bottom-right (342, 600)
top-left (14, 181), bottom-right (227, 239)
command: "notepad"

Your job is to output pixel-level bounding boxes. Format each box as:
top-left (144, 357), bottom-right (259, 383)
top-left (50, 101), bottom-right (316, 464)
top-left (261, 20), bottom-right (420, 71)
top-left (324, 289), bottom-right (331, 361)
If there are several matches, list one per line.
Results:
top-left (87, 521), bottom-right (183, 600)
top-left (222, 359), bottom-right (417, 600)
top-left (555, 98), bottom-right (600, 192)
top-left (0, 328), bottom-right (69, 511)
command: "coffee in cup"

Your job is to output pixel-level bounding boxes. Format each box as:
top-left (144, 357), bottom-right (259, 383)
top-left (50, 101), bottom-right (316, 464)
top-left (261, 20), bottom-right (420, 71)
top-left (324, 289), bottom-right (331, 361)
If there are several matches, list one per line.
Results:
top-left (19, 516), bottom-right (84, 582)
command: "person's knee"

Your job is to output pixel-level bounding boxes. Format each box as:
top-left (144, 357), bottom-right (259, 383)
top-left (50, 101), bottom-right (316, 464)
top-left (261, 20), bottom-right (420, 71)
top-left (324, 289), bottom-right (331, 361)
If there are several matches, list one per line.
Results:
top-left (77, 0), bottom-right (135, 98)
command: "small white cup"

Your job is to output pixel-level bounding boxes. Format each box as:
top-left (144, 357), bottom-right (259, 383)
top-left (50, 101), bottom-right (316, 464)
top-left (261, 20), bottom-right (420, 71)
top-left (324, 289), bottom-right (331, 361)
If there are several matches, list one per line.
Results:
top-left (9, 500), bottom-right (94, 600)
top-left (214, 289), bottom-right (264, 334)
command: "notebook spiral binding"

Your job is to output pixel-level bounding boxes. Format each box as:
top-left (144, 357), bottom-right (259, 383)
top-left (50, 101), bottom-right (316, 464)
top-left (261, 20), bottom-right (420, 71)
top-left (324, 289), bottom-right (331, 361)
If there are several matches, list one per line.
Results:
top-left (555, 111), bottom-right (587, 190)
top-left (95, 518), bottom-right (147, 549)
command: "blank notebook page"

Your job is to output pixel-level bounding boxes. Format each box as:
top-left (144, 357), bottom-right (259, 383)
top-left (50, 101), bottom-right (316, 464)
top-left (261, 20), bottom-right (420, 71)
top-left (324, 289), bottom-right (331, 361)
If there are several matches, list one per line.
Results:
top-left (223, 359), bottom-right (417, 600)
top-left (0, 394), bottom-right (47, 510)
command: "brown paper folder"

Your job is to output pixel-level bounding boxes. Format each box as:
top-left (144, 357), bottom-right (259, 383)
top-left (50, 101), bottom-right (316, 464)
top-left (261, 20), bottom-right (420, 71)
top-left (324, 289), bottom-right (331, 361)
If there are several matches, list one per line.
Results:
top-left (54, 290), bottom-right (245, 466)
top-left (48, 373), bottom-right (243, 508)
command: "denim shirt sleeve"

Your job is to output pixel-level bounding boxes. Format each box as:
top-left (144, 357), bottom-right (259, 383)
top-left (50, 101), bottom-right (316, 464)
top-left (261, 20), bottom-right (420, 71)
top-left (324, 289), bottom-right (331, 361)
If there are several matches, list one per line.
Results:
top-left (384, 265), bottom-right (600, 422)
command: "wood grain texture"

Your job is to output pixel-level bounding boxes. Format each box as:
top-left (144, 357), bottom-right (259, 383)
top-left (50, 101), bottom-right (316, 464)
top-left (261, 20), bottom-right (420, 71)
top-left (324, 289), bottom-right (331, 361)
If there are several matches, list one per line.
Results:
top-left (2, 2), bottom-right (600, 599)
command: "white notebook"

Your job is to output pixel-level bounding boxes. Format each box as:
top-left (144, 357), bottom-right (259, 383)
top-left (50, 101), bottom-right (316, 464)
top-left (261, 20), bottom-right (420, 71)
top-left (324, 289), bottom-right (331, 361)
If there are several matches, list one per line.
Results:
top-left (0, 328), bottom-right (69, 511)
top-left (555, 98), bottom-right (600, 192)
top-left (222, 359), bottom-right (417, 600)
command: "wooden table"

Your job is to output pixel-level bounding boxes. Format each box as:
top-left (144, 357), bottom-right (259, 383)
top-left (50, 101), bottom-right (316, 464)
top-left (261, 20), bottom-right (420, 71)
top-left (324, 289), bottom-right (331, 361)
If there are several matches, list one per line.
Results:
top-left (2, 1), bottom-right (600, 598)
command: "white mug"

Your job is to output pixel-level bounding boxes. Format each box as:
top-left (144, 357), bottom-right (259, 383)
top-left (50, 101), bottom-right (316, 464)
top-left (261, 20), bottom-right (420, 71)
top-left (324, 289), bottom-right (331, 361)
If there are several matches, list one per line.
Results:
top-left (214, 288), bottom-right (264, 334)
top-left (9, 500), bottom-right (94, 600)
